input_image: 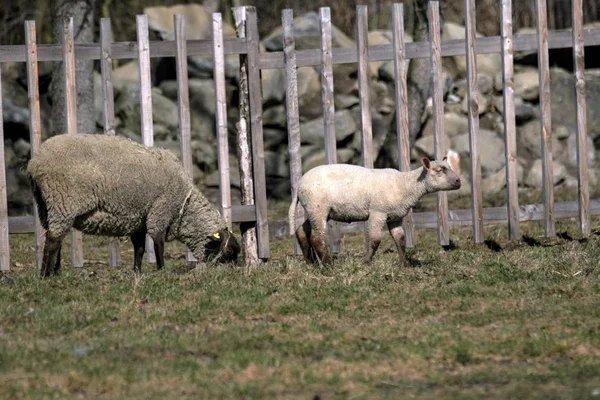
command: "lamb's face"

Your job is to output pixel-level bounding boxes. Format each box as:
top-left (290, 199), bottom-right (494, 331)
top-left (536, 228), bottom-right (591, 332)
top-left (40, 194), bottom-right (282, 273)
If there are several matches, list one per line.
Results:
top-left (204, 228), bottom-right (240, 263)
top-left (421, 155), bottom-right (461, 192)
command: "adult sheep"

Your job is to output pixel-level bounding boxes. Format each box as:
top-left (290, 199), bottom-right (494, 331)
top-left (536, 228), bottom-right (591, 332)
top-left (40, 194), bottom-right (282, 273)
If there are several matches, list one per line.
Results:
top-left (27, 134), bottom-right (240, 277)
top-left (288, 151), bottom-right (461, 266)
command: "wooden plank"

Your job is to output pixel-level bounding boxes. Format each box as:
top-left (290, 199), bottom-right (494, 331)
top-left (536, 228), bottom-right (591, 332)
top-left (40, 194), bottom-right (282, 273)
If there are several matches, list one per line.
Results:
top-left (25, 21), bottom-right (44, 271)
top-left (572, 0), bottom-right (590, 235)
top-left (356, 5), bottom-right (373, 169)
top-left (100, 18), bottom-right (121, 266)
top-left (319, 7), bottom-right (341, 254)
top-left (536, 0), bottom-right (556, 237)
top-left (392, 3), bottom-right (415, 249)
top-left (500, 0), bottom-right (521, 241)
top-left (464, 0), bottom-right (484, 243)
top-left (173, 14), bottom-right (197, 264)
top-left (136, 14), bottom-right (156, 263)
top-left (62, 16), bottom-right (85, 268)
top-left (232, 6), bottom-right (259, 266)
top-left (427, 2), bottom-right (449, 246)
top-left (231, 205), bottom-right (256, 223)
top-left (245, 7), bottom-right (270, 260)
top-left (212, 12), bottom-right (232, 229)
top-left (0, 67), bottom-right (10, 270)
top-left (282, 9), bottom-right (304, 255)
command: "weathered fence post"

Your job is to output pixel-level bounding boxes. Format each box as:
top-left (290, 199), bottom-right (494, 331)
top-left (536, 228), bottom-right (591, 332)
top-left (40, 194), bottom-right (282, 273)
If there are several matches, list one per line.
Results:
top-left (25, 20), bottom-right (44, 271)
top-left (392, 3), bottom-right (415, 249)
top-left (356, 5), bottom-right (373, 169)
top-left (500, 0), bottom-right (521, 241)
top-left (100, 17), bottom-right (122, 266)
top-left (232, 6), bottom-right (259, 266)
top-left (173, 14), bottom-right (197, 264)
top-left (62, 16), bottom-right (85, 268)
top-left (136, 14), bottom-right (157, 263)
top-left (0, 67), bottom-right (10, 271)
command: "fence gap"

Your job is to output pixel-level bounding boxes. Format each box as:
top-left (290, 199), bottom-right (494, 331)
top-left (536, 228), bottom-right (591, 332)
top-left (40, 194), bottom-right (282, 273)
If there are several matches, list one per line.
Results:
top-left (62, 16), bottom-right (85, 268)
top-left (319, 7), bottom-right (341, 254)
top-left (212, 12), bottom-right (232, 228)
top-left (173, 14), bottom-right (197, 263)
top-left (136, 14), bottom-right (157, 263)
top-left (232, 6), bottom-right (259, 266)
top-left (356, 5), bottom-right (373, 169)
top-left (281, 9), bottom-right (304, 255)
top-left (392, 3), bottom-right (415, 249)
top-left (464, 0), bottom-right (484, 243)
top-left (99, 17), bottom-right (121, 267)
top-left (535, 0), bottom-right (556, 237)
top-left (25, 20), bottom-right (44, 271)
top-left (572, 0), bottom-right (589, 234)
top-left (427, 1), bottom-right (449, 246)
top-left (0, 66), bottom-right (10, 270)
top-left (244, 6), bottom-right (270, 260)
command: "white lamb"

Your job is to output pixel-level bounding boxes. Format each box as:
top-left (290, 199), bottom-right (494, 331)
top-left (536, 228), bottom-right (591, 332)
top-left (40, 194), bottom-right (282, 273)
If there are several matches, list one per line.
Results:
top-left (288, 151), bottom-right (461, 265)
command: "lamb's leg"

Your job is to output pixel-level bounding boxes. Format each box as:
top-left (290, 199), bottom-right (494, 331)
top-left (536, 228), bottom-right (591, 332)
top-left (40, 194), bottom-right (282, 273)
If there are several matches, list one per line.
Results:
top-left (365, 213), bottom-right (386, 263)
top-left (309, 217), bottom-right (331, 265)
top-left (130, 231), bottom-right (146, 274)
top-left (387, 220), bottom-right (408, 267)
top-left (152, 235), bottom-right (165, 270)
top-left (295, 220), bottom-right (313, 262)
top-left (54, 244), bottom-right (62, 275)
top-left (41, 233), bottom-right (64, 278)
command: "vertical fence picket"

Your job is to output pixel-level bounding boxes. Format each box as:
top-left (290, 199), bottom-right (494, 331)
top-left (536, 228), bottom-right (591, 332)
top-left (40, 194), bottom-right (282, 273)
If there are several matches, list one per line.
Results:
top-left (392, 3), bottom-right (414, 248)
top-left (500, 0), bottom-right (521, 241)
top-left (282, 9), bottom-right (304, 255)
top-left (100, 18), bottom-right (121, 266)
top-left (0, 67), bottom-right (9, 270)
top-left (136, 14), bottom-right (156, 263)
top-left (319, 7), bottom-right (341, 254)
top-left (427, 1), bottom-right (449, 246)
top-left (535, 0), bottom-right (555, 237)
top-left (212, 13), bottom-right (232, 229)
top-left (25, 21), bottom-right (44, 271)
top-left (245, 6), bottom-right (270, 260)
top-left (62, 16), bottom-right (84, 268)
top-left (572, 0), bottom-right (589, 235)
top-left (464, 0), bottom-right (484, 243)
top-left (356, 5), bottom-right (373, 169)
top-left (174, 14), bottom-right (197, 263)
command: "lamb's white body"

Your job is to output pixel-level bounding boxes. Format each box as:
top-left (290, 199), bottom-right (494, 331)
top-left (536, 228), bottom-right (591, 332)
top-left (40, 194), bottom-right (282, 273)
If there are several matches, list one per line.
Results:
top-left (289, 154), bottom-right (461, 265)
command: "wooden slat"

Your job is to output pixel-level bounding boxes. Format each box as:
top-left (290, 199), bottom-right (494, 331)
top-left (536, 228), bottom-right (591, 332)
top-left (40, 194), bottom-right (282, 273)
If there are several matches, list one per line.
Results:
top-left (62, 17), bottom-right (85, 268)
top-left (0, 67), bottom-right (10, 270)
top-left (100, 18), bottom-right (121, 266)
top-left (572, 0), bottom-right (590, 235)
top-left (245, 6), bottom-right (270, 260)
top-left (500, 0), bottom-right (521, 241)
top-left (392, 3), bottom-right (415, 249)
top-left (25, 21), bottom-right (44, 271)
top-left (427, 2), bottom-right (449, 246)
top-left (464, 0), bottom-right (484, 243)
top-left (356, 5), bottom-right (373, 169)
top-left (212, 12), bottom-right (232, 229)
top-left (136, 14), bottom-right (156, 263)
top-left (282, 9), bottom-right (304, 255)
top-left (173, 15), bottom-right (197, 263)
top-left (319, 7), bottom-right (341, 254)
top-left (535, 0), bottom-right (556, 237)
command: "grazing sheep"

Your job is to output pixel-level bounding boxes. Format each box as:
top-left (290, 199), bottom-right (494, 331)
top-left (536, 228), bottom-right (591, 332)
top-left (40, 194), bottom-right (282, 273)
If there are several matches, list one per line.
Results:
top-left (27, 134), bottom-right (240, 277)
top-left (288, 151), bottom-right (461, 266)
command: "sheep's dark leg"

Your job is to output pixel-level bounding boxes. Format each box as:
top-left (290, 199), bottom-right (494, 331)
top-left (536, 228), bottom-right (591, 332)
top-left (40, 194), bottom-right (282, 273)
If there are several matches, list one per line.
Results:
top-left (153, 236), bottom-right (165, 270)
top-left (130, 231), bottom-right (146, 274)
top-left (54, 244), bottom-right (62, 275)
top-left (309, 218), bottom-right (331, 266)
top-left (365, 213), bottom-right (386, 263)
top-left (41, 234), bottom-right (64, 278)
top-left (295, 220), bottom-right (314, 263)
top-left (387, 220), bottom-right (408, 267)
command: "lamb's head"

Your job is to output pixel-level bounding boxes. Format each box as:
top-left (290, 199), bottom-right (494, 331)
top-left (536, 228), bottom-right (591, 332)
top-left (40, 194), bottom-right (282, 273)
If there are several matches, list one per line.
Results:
top-left (204, 228), bottom-right (241, 263)
top-left (420, 150), bottom-right (461, 192)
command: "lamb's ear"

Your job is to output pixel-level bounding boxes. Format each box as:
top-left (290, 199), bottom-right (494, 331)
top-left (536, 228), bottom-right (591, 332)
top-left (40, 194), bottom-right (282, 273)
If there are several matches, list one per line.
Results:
top-left (446, 150), bottom-right (460, 173)
top-left (421, 158), bottom-right (431, 170)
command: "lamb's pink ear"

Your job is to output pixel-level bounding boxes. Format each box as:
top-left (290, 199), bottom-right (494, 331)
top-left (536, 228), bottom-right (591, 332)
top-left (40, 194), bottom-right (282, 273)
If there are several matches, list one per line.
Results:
top-left (447, 150), bottom-right (460, 173)
top-left (421, 158), bottom-right (431, 170)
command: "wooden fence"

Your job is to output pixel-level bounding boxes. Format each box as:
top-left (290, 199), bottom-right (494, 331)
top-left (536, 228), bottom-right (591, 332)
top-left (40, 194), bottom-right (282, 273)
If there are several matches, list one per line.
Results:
top-left (0, 0), bottom-right (599, 271)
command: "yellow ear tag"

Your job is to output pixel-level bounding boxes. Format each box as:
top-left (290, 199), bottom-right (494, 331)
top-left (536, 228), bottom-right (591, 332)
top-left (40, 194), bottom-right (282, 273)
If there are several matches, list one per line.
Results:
top-left (212, 232), bottom-right (221, 239)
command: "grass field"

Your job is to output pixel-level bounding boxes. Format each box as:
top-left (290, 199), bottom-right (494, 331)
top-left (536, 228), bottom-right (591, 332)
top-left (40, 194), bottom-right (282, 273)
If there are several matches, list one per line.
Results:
top-left (1, 199), bottom-right (600, 399)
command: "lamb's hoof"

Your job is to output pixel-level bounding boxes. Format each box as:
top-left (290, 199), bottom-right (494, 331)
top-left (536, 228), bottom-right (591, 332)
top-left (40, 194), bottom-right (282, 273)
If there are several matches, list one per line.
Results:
top-left (1, 272), bottom-right (15, 286)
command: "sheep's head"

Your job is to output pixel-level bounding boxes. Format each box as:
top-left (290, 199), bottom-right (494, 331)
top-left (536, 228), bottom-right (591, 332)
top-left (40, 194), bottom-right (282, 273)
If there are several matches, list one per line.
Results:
top-left (204, 228), bottom-right (240, 263)
top-left (421, 150), bottom-right (461, 192)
